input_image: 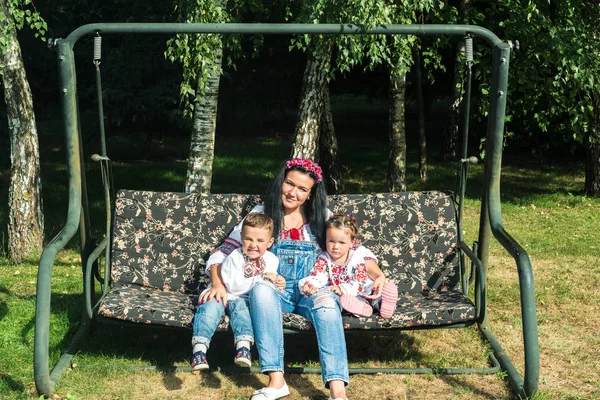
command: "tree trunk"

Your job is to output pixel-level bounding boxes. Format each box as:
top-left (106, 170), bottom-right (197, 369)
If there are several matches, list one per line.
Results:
top-left (440, 40), bottom-right (465, 161)
top-left (184, 44), bottom-right (222, 194)
top-left (291, 42), bottom-right (331, 160)
top-left (387, 70), bottom-right (407, 192)
top-left (585, 97), bottom-right (600, 197)
top-left (413, 44), bottom-right (427, 182)
top-left (319, 84), bottom-right (345, 194)
top-left (1, 1), bottom-right (44, 263)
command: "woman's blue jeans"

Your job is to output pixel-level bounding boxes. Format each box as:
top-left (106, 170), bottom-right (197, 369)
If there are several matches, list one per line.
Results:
top-left (192, 296), bottom-right (254, 347)
top-left (249, 240), bottom-right (349, 387)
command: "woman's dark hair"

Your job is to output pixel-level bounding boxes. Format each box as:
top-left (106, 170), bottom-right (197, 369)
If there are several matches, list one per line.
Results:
top-left (264, 160), bottom-right (328, 247)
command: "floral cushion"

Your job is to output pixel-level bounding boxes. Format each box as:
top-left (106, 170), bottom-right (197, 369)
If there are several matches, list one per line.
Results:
top-left (97, 190), bottom-right (476, 330)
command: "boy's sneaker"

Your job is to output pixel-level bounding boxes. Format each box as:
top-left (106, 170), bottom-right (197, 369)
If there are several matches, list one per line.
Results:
top-left (191, 349), bottom-right (209, 371)
top-left (379, 282), bottom-right (398, 319)
top-left (340, 294), bottom-right (373, 317)
top-left (234, 346), bottom-right (252, 367)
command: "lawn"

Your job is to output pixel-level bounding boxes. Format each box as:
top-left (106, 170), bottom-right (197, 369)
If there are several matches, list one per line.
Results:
top-left (1, 104), bottom-right (599, 399)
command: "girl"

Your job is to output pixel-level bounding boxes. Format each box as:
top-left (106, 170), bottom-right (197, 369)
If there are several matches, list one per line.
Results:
top-left (299, 214), bottom-right (398, 319)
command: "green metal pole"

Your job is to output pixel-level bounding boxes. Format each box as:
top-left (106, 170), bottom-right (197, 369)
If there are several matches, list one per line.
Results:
top-left (34, 40), bottom-right (88, 397)
top-left (484, 42), bottom-right (539, 398)
top-left (458, 37), bottom-right (474, 295)
top-left (64, 23), bottom-right (502, 47)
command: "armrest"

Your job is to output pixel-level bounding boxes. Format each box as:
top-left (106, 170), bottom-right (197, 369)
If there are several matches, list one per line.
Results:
top-left (458, 241), bottom-right (486, 321)
top-left (85, 237), bottom-right (109, 319)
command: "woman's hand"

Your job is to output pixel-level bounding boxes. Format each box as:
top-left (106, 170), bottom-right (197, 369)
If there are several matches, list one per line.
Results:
top-left (199, 283), bottom-right (228, 306)
top-left (364, 259), bottom-right (386, 300)
top-left (364, 274), bottom-right (386, 300)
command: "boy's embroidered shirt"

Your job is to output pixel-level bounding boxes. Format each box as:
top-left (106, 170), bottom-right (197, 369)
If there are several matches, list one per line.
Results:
top-left (219, 247), bottom-right (279, 300)
top-left (298, 244), bottom-right (378, 297)
top-left (206, 205), bottom-right (332, 274)
top-left (242, 252), bottom-right (266, 278)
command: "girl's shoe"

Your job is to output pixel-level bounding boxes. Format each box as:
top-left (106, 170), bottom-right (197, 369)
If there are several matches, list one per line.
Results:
top-left (340, 294), bottom-right (373, 317)
top-left (190, 349), bottom-right (209, 370)
top-left (234, 346), bottom-right (252, 367)
top-left (379, 282), bottom-right (398, 319)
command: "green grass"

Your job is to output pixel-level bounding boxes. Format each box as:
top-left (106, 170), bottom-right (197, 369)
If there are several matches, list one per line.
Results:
top-left (1, 107), bottom-right (600, 399)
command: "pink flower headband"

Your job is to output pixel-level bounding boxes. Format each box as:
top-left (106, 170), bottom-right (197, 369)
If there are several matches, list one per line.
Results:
top-left (285, 158), bottom-right (323, 183)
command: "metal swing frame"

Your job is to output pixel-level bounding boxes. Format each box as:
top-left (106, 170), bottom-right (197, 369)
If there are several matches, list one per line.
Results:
top-left (34, 23), bottom-right (539, 398)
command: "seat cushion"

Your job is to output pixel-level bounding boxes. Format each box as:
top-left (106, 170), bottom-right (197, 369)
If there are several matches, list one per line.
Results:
top-left (97, 286), bottom-right (475, 331)
top-left (97, 284), bottom-right (202, 329)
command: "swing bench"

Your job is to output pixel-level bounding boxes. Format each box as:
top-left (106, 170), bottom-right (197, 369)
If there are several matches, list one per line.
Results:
top-left (34, 23), bottom-right (539, 399)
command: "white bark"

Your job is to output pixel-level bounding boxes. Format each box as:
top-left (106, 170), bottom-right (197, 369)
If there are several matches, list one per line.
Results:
top-left (185, 46), bottom-right (222, 194)
top-left (388, 70), bottom-right (407, 192)
top-left (291, 43), bottom-right (331, 160)
top-left (1, 0), bottom-right (44, 263)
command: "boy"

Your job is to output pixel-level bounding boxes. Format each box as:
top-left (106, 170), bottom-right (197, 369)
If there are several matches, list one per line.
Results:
top-left (191, 212), bottom-right (283, 370)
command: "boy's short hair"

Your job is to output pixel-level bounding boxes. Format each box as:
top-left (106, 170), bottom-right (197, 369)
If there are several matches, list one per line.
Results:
top-left (242, 212), bottom-right (274, 236)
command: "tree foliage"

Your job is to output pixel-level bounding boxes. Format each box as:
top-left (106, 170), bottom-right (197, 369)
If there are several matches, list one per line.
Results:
top-left (474, 1), bottom-right (599, 155)
top-left (0, 0), bottom-right (45, 53)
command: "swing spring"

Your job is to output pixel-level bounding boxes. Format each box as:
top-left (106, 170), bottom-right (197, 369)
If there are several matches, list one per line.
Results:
top-left (93, 35), bottom-right (102, 61)
top-left (465, 37), bottom-right (473, 63)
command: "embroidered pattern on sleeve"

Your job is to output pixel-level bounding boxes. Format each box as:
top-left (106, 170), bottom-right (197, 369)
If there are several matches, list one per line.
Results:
top-left (214, 237), bottom-right (241, 257)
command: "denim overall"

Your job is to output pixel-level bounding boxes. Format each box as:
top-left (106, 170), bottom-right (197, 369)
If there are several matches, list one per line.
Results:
top-left (249, 237), bottom-right (349, 386)
top-left (271, 239), bottom-right (317, 311)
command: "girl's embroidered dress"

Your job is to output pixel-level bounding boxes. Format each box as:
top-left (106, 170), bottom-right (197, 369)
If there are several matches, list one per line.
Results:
top-left (298, 244), bottom-right (378, 297)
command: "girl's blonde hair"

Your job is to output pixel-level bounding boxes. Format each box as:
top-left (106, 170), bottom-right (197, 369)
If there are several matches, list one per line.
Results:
top-left (325, 214), bottom-right (359, 241)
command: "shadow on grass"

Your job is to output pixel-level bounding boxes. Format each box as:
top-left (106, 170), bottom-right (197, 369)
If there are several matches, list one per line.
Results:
top-left (0, 373), bottom-right (25, 395)
top-left (440, 375), bottom-right (504, 399)
top-left (38, 293), bottom-right (428, 396)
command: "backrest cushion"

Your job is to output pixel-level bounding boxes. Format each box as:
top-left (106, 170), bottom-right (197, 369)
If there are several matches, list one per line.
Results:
top-left (111, 190), bottom-right (459, 295)
top-left (111, 190), bottom-right (260, 294)
top-left (328, 191), bottom-right (459, 293)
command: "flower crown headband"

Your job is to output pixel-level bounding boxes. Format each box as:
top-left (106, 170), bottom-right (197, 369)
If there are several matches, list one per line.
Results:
top-left (285, 158), bottom-right (323, 183)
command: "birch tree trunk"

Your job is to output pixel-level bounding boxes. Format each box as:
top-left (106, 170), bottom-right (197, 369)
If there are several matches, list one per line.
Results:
top-left (440, 40), bottom-right (465, 161)
top-left (585, 96), bottom-right (600, 197)
top-left (388, 70), bottom-right (407, 192)
top-left (441, 0), bottom-right (471, 161)
top-left (1, 0), bottom-right (44, 263)
top-left (319, 84), bottom-right (345, 194)
top-left (291, 42), bottom-right (331, 160)
top-left (184, 45), bottom-right (222, 194)
top-left (413, 44), bottom-right (427, 182)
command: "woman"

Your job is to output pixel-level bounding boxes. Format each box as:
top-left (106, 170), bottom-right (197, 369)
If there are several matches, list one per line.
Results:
top-left (201, 158), bottom-right (386, 400)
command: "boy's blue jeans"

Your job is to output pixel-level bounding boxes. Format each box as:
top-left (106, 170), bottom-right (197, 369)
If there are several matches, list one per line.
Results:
top-left (191, 296), bottom-right (254, 348)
